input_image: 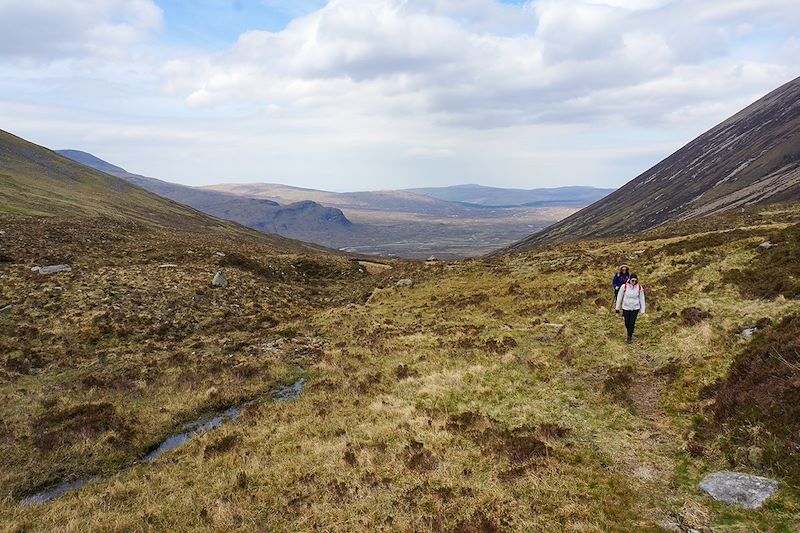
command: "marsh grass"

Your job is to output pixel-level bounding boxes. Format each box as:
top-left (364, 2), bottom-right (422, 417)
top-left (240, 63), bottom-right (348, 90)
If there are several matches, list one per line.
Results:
top-left (1, 207), bottom-right (800, 531)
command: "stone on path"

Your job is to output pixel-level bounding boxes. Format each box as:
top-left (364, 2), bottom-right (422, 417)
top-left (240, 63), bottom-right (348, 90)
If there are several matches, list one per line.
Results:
top-left (698, 471), bottom-right (779, 509)
top-left (37, 264), bottom-right (72, 275)
top-left (395, 279), bottom-right (414, 287)
top-left (212, 271), bottom-right (228, 288)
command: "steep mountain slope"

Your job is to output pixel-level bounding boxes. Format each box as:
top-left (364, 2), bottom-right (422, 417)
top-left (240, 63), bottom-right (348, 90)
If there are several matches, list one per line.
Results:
top-left (405, 184), bottom-right (614, 207)
top-left (57, 150), bottom-right (354, 244)
top-left (505, 76), bottom-right (800, 251)
top-left (0, 130), bottom-right (335, 255)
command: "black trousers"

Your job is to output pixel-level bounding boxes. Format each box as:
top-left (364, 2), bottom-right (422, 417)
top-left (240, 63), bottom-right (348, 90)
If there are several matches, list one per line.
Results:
top-left (622, 309), bottom-right (639, 338)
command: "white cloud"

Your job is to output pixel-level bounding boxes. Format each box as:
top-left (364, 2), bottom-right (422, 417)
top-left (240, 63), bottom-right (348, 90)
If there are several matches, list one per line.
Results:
top-left (0, 0), bottom-right (163, 61)
top-left (2, 0), bottom-right (798, 190)
top-left (159, 0), bottom-right (797, 132)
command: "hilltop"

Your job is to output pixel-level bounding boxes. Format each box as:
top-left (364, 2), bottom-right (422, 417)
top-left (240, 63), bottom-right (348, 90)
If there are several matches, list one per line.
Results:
top-left (0, 130), bottom-right (333, 256)
top-left (56, 150), bottom-right (355, 246)
top-left (52, 153), bottom-right (588, 258)
top-left (507, 75), bottom-right (800, 251)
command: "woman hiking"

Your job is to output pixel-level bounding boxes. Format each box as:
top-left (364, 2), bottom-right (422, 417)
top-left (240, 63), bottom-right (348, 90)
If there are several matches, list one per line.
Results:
top-left (615, 273), bottom-right (645, 344)
top-left (612, 264), bottom-right (630, 301)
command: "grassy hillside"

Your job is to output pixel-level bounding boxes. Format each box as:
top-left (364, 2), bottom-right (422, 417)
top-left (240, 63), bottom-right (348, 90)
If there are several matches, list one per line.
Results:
top-left (0, 131), bottom-right (331, 255)
top-left (2, 202), bottom-right (799, 531)
top-left (56, 150), bottom-right (356, 246)
top-left (507, 76), bottom-right (800, 252)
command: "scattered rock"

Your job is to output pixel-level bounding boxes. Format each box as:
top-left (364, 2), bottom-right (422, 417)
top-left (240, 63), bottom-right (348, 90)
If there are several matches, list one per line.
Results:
top-left (30, 266), bottom-right (40, 273)
top-left (158, 264), bottom-right (178, 269)
top-left (215, 251), bottom-right (226, 257)
top-left (395, 278), bottom-right (414, 287)
top-left (37, 264), bottom-right (72, 275)
top-left (698, 471), bottom-right (779, 509)
top-left (212, 272), bottom-right (228, 288)
top-left (0, 304), bottom-right (12, 313)
top-left (425, 256), bottom-right (438, 263)
top-left (740, 327), bottom-right (757, 338)
top-left (756, 241), bottom-right (776, 252)
top-left (543, 323), bottom-right (564, 329)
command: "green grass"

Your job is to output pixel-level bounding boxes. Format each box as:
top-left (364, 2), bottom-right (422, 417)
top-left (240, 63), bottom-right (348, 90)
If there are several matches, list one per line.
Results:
top-left (1, 205), bottom-right (800, 531)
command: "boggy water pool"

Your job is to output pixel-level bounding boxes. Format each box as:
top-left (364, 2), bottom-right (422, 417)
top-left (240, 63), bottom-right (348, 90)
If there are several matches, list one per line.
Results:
top-left (22, 378), bottom-right (305, 505)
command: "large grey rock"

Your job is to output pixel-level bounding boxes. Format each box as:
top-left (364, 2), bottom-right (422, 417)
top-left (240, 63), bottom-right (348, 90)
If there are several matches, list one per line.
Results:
top-left (395, 278), bottom-right (414, 287)
top-left (212, 271), bottom-right (228, 288)
top-left (698, 471), bottom-right (779, 509)
top-left (37, 264), bottom-right (72, 275)
top-left (0, 304), bottom-right (12, 313)
top-left (756, 241), bottom-right (776, 252)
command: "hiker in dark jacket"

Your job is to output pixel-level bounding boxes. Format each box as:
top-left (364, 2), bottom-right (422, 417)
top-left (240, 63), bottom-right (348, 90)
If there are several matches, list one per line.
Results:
top-left (615, 273), bottom-right (646, 344)
top-left (612, 264), bottom-right (630, 301)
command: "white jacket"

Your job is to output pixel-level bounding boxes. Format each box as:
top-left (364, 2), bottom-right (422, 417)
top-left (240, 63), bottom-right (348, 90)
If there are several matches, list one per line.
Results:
top-left (615, 282), bottom-right (645, 313)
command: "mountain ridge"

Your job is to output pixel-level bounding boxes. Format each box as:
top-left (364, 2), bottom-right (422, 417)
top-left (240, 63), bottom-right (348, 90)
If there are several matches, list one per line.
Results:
top-left (503, 75), bottom-right (800, 252)
top-left (56, 150), bottom-right (355, 245)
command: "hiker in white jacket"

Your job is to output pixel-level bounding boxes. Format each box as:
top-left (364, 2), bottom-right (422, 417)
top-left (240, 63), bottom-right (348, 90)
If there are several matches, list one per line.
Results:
top-left (615, 273), bottom-right (645, 344)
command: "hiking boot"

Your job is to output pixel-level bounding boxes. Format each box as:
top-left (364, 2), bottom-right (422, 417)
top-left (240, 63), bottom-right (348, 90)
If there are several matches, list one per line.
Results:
top-left (626, 336), bottom-right (632, 344)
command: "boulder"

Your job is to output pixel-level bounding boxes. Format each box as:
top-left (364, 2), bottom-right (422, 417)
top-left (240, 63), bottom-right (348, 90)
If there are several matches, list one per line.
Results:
top-left (756, 241), bottom-right (776, 252)
top-left (0, 304), bottom-right (12, 313)
top-left (698, 471), bottom-right (779, 509)
top-left (212, 272), bottom-right (228, 288)
top-left (395, 279), bottom-right (414, 287)
top-left (37, 264), bottom-right (72, 275)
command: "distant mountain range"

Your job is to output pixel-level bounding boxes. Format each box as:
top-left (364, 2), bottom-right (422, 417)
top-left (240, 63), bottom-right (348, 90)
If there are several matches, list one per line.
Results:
top-left (0, 130), bottom-right (327, 254)
top-left (56, 150), bottom-right (355, 245)
top-left (53, 156), bottom-right (607, 258)
top-left (404, 184), bottom-right (614, 207)
top-left (506, 75), bottom-right (800, 252)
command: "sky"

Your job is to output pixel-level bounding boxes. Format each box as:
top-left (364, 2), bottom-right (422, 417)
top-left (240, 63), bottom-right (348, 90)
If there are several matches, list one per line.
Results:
top-left (0, 0), bottom-right (798, 191)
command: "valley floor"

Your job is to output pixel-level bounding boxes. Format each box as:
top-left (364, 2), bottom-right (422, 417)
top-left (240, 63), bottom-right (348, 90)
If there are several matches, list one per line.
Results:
top-left (1, 206), bottom-right (800, 532)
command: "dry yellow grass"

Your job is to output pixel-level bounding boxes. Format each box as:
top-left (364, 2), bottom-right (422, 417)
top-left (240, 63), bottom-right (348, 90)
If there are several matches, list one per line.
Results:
top-left (2, 205), bottom-right (800, 532)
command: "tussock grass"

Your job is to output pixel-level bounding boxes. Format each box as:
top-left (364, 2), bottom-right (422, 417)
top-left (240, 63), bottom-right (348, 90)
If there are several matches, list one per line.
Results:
top-left (2, 207), bottom-right (800, 531)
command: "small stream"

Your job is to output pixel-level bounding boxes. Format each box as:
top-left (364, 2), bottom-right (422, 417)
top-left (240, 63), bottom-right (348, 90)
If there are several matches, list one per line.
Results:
top-left (21, 378), bottom-right (305, 505)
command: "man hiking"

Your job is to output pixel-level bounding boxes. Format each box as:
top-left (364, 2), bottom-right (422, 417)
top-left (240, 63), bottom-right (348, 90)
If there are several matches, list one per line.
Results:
top-left (615, 273), bottom-right (645, 344)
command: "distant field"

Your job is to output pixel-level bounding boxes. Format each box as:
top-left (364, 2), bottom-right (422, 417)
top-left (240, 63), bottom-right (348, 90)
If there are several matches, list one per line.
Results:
top-left (202, 183), bottom-right (579, 258)
top-left (331, 206), bottom-right (576, 258)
